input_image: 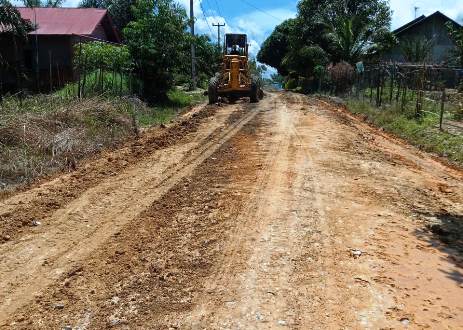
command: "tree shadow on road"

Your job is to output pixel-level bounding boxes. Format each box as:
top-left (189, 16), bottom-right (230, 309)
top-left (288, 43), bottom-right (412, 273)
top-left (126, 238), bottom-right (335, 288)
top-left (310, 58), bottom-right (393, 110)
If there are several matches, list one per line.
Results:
top-left (414, 211), bottom-right (463, 285)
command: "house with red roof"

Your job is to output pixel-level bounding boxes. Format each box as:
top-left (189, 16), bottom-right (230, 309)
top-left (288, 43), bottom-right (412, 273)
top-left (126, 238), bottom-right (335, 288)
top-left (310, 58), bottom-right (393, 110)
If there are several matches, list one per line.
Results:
top-left (0, 7), bottom-right (120, 92)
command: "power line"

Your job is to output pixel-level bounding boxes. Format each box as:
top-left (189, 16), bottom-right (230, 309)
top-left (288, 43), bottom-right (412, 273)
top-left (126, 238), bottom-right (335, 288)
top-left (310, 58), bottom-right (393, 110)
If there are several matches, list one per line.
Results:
top-left (212, 0), bottom-right (224, 18)
top-left (203, 0), bottom-right (223, 20)
top-left (204, 0), bottom-right (214, 14)
top-left (237, 0), bottom-right (283, 22)
top-left (212, 22), bottom-right (226, 49)
top-left (199, 1), bottom-right (214, 36)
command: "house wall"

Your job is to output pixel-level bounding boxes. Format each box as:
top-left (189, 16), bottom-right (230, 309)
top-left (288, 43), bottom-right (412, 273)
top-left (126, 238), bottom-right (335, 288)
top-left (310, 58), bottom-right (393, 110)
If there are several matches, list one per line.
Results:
top-left (91, 23), bottom-right (108, 41)
top-left (0, 35), bottom-right (26, 90)
top-left (22, 35), bottom-right (74, 90)
top-left (384, 14), bottom-right (457, 64)
top-left (1, 31), bottom-right (112, 92)
top-left (1, 12), bottom-right (117, 93)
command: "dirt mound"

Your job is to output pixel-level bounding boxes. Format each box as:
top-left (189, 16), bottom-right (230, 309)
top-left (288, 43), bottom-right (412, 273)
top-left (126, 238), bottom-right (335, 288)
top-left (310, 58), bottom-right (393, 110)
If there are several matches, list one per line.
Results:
top-left (0, 104), bottom-right (216, 243)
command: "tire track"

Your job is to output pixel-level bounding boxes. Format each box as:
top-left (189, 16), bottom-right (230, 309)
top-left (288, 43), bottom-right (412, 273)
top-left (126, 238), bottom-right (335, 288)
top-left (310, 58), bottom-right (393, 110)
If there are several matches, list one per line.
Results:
top-left (185, 94), bottom-right (299, 328)
top-left (0, 102), bottom-right (261, 325)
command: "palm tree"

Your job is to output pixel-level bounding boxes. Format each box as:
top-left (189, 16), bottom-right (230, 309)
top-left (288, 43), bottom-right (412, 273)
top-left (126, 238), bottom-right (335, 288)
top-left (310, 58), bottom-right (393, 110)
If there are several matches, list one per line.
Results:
top-left (323, 15), bottom-right (394, 64)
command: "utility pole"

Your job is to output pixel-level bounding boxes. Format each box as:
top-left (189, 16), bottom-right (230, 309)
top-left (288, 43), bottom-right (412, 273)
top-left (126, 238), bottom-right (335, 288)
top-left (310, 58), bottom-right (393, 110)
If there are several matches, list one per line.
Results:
top-left (190, 0), bottom-right (196, 90)
top-left (414, 6), bottom-right (419, 18)
top-left (212, 22), bottom-right (226, 51)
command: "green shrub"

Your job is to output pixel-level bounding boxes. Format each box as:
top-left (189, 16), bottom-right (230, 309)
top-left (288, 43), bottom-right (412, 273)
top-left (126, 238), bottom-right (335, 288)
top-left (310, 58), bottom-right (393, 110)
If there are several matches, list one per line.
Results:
top-left (285, 78), bottom-right (298, 90)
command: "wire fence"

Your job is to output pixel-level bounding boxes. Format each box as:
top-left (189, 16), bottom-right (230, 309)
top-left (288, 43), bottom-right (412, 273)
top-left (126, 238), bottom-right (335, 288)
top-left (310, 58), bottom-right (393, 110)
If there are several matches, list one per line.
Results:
top-left (322, 62), bottom-right (463, 134)
top-left (0, 35), bottom-right (137, 101)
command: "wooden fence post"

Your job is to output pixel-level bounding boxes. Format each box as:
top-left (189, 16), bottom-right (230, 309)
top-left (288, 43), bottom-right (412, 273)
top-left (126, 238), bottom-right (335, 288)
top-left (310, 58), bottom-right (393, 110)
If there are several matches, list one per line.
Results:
top-left (81, 56), bottom-right (88, 98)
top-left (49, 50), bottom-right (53, 92)
top-left (56, 63), bottom-right (61, 89)
top-left (369, 70), bottom-right (373, 103)
top-left (77, 37), bottom-right (82, 99)
top-left (439, 88), bottom-right (446, 131)
top-left (401, 83), bottom-right (407, 112)
top-left (376, 67), bottom-right (381, 107)
top-left (395, 75), bottom-right (401, 103)
top-left (389, 64), bottom-right (394, 103)
top-left (379, 67), bottom-right (384, 107)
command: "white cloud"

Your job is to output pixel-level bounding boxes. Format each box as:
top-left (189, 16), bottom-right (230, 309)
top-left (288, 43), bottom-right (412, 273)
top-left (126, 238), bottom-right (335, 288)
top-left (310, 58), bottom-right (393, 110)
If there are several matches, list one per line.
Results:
top-left (176, 0), bottom-right (296, 57)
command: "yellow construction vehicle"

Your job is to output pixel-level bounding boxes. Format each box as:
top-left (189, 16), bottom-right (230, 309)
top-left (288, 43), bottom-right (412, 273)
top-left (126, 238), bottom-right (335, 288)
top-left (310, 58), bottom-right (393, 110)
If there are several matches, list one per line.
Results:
top-left (208, 34), bottom-right (263, 104)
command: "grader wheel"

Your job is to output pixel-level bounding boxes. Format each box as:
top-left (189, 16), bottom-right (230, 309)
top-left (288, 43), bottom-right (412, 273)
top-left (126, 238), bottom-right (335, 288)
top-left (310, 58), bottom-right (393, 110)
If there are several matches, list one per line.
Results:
top-left (208, 76), bottom-right (219, 104)
top-left (250, 82), bottom-right (259, 103)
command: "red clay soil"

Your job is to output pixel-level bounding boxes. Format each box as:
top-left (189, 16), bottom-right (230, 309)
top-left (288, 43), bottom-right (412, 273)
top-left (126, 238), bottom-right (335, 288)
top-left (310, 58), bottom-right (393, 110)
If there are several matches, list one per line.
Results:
top-left (0, 92), bottom-right (462, 329)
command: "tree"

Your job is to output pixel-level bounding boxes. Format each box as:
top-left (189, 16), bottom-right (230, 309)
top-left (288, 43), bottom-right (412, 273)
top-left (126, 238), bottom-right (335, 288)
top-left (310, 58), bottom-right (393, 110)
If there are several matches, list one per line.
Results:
top-left (298, 0), bottom-right (393, 63)
top-left (123, 0), bottom-right (188, 103)
top-left (257, 19), bottom-right (296, 75)
top-left (447, 22), bottom-right (463, 66)
top-left (174, 33), bottom-right (221, 88)
top-left (248, 58), bottom-right (267, 78)
top-left (282, 45), bottom-right (328, 77)
top-left (79, 0), bottom-right (135, 32)
top-left (0, 0), bottom-right (33, 91)
top-left (0, 0), bottom-right (33, 37)
top-left (106, 0), bottom-right (135, 33)
top-left (191, 35), bottom-right (221, 87)
top-left (258, 0), bottom-right (394, 83)
top-left (22, 0), bottom-right (63, 7)
top-left (79, 0), bottom-right (106, 7)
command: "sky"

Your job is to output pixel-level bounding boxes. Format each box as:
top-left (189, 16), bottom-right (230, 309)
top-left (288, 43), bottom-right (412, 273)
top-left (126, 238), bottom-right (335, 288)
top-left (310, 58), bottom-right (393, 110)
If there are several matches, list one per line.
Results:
top-left (13, 0), bottom-right (463, 57)
top-left (176, 0), bottom-right (298, 56)
top-left (179, 0), bottom-right (463, 58)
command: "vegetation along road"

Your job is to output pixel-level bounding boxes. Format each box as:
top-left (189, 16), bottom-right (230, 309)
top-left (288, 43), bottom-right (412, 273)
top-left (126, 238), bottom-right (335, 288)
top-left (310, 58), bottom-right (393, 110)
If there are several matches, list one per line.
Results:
top-left (0, 92), bottom-right (462, 329)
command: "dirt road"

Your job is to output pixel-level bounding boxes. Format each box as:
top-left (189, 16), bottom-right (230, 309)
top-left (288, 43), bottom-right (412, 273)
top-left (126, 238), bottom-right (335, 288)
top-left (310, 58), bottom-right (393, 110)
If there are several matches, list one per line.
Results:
top-left (0, 92), bottom-right (462, 329)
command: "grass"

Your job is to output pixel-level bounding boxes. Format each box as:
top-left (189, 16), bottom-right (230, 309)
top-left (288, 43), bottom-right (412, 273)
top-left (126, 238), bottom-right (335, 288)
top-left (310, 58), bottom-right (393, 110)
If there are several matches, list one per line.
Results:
top-left (136, 88), bottom-right (206, 127)
top-left (55, 70), bottom-right (131, 99)
top-left (356, 85), bottom-right (462, 121)
top-left (346, 98), bottom-right (463, 166)
top-left (0, 88), bottom-right (206, 187)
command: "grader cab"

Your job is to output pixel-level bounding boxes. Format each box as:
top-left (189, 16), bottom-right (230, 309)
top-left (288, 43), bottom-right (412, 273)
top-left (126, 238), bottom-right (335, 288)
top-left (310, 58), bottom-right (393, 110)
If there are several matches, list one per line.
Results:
top-left (208, 34), bottom-right (263, 104)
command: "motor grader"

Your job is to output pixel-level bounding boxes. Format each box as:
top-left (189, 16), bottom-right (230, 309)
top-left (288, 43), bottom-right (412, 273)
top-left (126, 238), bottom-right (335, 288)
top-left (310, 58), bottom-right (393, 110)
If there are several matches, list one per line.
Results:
top-left (208, 34), bottom-right (263, 104)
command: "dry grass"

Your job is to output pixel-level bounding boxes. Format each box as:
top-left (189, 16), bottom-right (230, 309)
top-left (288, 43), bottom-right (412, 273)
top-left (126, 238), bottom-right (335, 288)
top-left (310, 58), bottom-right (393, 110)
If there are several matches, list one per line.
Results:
top-left (0, 88), bottom-right (206, 189)
top-left (0, 96), bottom-right (140, 188)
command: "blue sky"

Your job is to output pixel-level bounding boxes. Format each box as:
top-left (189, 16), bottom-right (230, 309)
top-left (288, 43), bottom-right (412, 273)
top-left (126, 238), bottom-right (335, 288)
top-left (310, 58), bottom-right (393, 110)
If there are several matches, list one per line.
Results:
top-left (177, 0), bottom-right (298, 56)
top-left (177, 0), bottom-right (463, 57)
top-left (15, 0), bottom-right (463, 56)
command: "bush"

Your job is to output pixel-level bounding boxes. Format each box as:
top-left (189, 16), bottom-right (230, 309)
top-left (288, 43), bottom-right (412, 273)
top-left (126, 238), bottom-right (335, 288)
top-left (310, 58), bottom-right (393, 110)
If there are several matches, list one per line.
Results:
top-left (328, 61), bottom-right (355, 95)
top-left (285, 78), bottom-right (298, 90)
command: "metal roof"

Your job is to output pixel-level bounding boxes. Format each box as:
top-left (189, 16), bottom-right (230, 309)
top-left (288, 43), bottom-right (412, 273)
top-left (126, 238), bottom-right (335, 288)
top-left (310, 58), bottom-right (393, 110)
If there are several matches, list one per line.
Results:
top-left (393, 11), bottom-right (462, 36)
top-left (16, 7), bottom-right (109, 36)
